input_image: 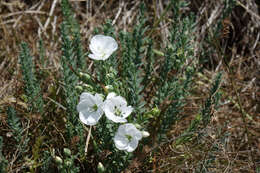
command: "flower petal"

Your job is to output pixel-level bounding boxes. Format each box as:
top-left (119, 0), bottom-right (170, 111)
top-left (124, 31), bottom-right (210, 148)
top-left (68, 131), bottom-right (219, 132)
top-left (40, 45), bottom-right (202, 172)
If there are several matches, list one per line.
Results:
top-left (77, 92), bottom-right (104, 125)
top-left (89, 35), bottom-right (118, 61)
top-left (80, 92), bottom-right (91, 102)
top-left (77, 100), bottom-right (93, 112)
top-left (121, 106), bottom-right (133, 117)
top-left (89, 35), bottom-right (105, 54)
top-left (127, 139), bottom-right (139, 152)
top-left (103, 106), bottom-right (127, 123)
top-left (103, 93), bottom-right (133, 123)
top-left (106, 92), bottom-right (117, 99)
top-left (94, 94), bottom-right (104, 106)
top-left (79, 111), bottom-right (100, 126)
top-left (113, 123), bottom-right (143, 152)
top-left (114, 134), bottom-right (128, 150)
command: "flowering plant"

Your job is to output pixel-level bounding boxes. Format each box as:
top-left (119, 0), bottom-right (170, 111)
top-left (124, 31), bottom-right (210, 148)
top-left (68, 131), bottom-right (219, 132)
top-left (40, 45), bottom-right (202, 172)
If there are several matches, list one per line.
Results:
top-left (77, 92), bottom-right (104, 126)
top-left (114, 123), bottom-right (143, 152)
top-left (77, 32), bottom-right (146, 155)
top-left (103, 92), bottom-right (133, 123)
top-left (89, 35), bottom-right (118, 60)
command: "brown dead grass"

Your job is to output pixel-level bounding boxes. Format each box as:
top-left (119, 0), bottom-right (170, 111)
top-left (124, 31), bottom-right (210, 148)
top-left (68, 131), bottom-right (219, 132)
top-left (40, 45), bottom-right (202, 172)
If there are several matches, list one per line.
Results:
top-left (0, 0), bottom-right (259, 172)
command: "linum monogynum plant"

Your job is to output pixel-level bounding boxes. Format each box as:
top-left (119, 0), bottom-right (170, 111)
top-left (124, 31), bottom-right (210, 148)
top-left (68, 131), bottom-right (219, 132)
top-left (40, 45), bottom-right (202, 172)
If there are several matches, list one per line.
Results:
top-left (77, 34), bottom-right (147, 153)
top-left (19, 42), bottom-right (44, 113)
top-left (75, 33), bottom-right (149, 172)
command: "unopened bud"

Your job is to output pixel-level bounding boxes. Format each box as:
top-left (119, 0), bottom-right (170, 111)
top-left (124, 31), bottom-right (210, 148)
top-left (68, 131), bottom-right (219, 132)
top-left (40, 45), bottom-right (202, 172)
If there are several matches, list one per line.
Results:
top-left (186, 66), bottom-right (193, 72)
top-left (133, 123), bottom-right (142, 129)
top-left (105, 85), bottom-right (113, 92)
top-left (106, 73), bottom-right (114, 78)
top-left (151, 107), bottom-right (160, 116)
top-left (145, 113), bottom-right (154, 119)
top-left (82, 84), bottom-right (93, 91)
top-left (54, 156), bottom-right (63, 165)
top-left (97, 162), bottom-right (105, 173)
top-left (109, 67), bottom-right (117, 74)
top-left (63, 148), bottom-right (71, 156)
top-left (65, 160), bottom-right (72, 167)
top-left (79, 72), bottom-right (91, 82)
top-left (105, 85), bottom-right (113, 90)
top-left (142, 131), bottom-right (150, 138)
top-left (75, 86), bottom-right (83, 92)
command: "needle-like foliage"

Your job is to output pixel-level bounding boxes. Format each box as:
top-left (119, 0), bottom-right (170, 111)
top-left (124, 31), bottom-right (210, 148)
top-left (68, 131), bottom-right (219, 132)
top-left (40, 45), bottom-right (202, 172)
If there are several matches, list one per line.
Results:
top-left (19, 42), bottom-right (44, 113)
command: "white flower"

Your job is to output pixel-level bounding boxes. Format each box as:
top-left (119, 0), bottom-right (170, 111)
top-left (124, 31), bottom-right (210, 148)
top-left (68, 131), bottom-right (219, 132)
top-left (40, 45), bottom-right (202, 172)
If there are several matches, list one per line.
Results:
top-left (141, 131), bottom-right (150, 138)
top-left (89, 35), bottom-right (118, 60)
top-left (103, 92), bottom-right (133, 123)
top-left (114, 123), bottom-right (142, 152)
top-left (77, 92), bottom-right (104, 126)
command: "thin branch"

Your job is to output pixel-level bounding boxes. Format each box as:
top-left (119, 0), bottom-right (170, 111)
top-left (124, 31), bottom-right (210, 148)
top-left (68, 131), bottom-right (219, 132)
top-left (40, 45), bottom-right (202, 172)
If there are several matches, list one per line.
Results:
top-left (85, 125), bottom-right (92, 154)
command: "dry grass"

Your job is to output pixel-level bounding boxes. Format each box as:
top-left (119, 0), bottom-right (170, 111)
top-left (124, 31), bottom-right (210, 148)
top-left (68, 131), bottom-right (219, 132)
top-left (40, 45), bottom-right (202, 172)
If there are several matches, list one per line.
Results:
top-left (0, 0), bottom-right (259, 172)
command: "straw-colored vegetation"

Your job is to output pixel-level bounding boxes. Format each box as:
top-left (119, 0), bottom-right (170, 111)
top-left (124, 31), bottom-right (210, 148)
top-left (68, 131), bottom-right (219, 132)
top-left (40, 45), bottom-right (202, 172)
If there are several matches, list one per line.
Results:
top-left (0, 0), bottom-right (259, 172)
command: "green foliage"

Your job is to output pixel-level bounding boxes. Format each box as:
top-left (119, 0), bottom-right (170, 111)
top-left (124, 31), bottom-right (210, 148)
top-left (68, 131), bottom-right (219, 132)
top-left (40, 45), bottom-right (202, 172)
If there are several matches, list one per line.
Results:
top-left (5, 0), bottom-right (227, 172)
top-left (60, 0), bottom-right (85, 156)
top-left (257, 167), bottom-right (260, 173)
top-left (151, 2), bottom-right (196, 142)
top-left (19, 42), bottom-right (44, 113)
top-left (118, 8), bottom-right (147, 116)
top-left (31, 136), bottom-right (46, 172)
top-left (7, 107), bottom-right (22, 142)
top-left (79, 1), bottom-right (200, 171)
top-left (40, 151), bottom-right (53, 173)
top-left (92, 117), bottom-right (132, 172)
top-left (61, 0), bottom-right (86, 71)
top-left (143, 39), bottom-right (155, 88)
top-left (60, 22), bottom-right (79, 118)
top-left (176, 72), bottom-right (222, 145)
top-left (54, 148), bottom-right (79, 173)
top-left (0, 136), bottom-right (8, 173)
top-left (6, 106), bottom-right (29, 168)
top-left (201, 72), bottom-right (222, 126)
top-left (88, 4), bottom-right (150, 171)
top-left (61, 0), bottom-right (78, 33)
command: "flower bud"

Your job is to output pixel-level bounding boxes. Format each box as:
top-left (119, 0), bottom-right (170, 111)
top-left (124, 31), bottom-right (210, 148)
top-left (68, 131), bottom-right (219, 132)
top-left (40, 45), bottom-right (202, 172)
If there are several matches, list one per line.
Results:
top-left (93, 140), bottom-right (98, 151)
top-left (75, 85), bottom-right (83, 92)
top-left (97, 162), bottom-right (106, 173)
top-left (64, 160), bottom-right (72, 167)
top-left (151, 107), bottom-right (160, 116)
top-left (177, 48), bottom-right (183, 57)
top-left (176, 59), bottom-right (181, 64)
top-left (54, 156), bottom-right (63, 165)
top-left (82, 84), bottom-right (94, 91)
top-left (63, 148), bottom-right (71, 156)
top-left (186, 66), bottom-right (194, 73)
top-left (105, 85), bottom-right (113, 91)
top-left (109, 67), bottom-right (117, 75)
top-left (133, 123), bottom-right (142, 129)
top-left (79, 72), bottom-right (91, 82)
top-left (48, 85), bottom-right (56, 95)
top-left (142, 131), bottom-right (150, 138)
top-left (106, 73), bottom-right (114, 78)
top-left (145, 113), bottom-right (154, 119)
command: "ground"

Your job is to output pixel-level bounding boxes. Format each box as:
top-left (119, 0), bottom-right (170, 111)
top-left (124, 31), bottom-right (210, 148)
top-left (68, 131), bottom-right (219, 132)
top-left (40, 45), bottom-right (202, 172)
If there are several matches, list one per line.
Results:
top-left (0, 0), bottom-right (259, 172)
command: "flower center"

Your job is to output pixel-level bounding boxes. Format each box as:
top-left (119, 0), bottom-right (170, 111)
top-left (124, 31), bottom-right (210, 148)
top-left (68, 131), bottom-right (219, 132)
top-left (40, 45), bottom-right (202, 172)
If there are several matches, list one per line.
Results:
top-left (97, 46), bottom-right (106, 58)
top-left (91, 104), bottom-right (98, 112)
top-left (125, 134), bottom-right (132, 142)
top-left (115, 107), bottom-right (122, 116)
